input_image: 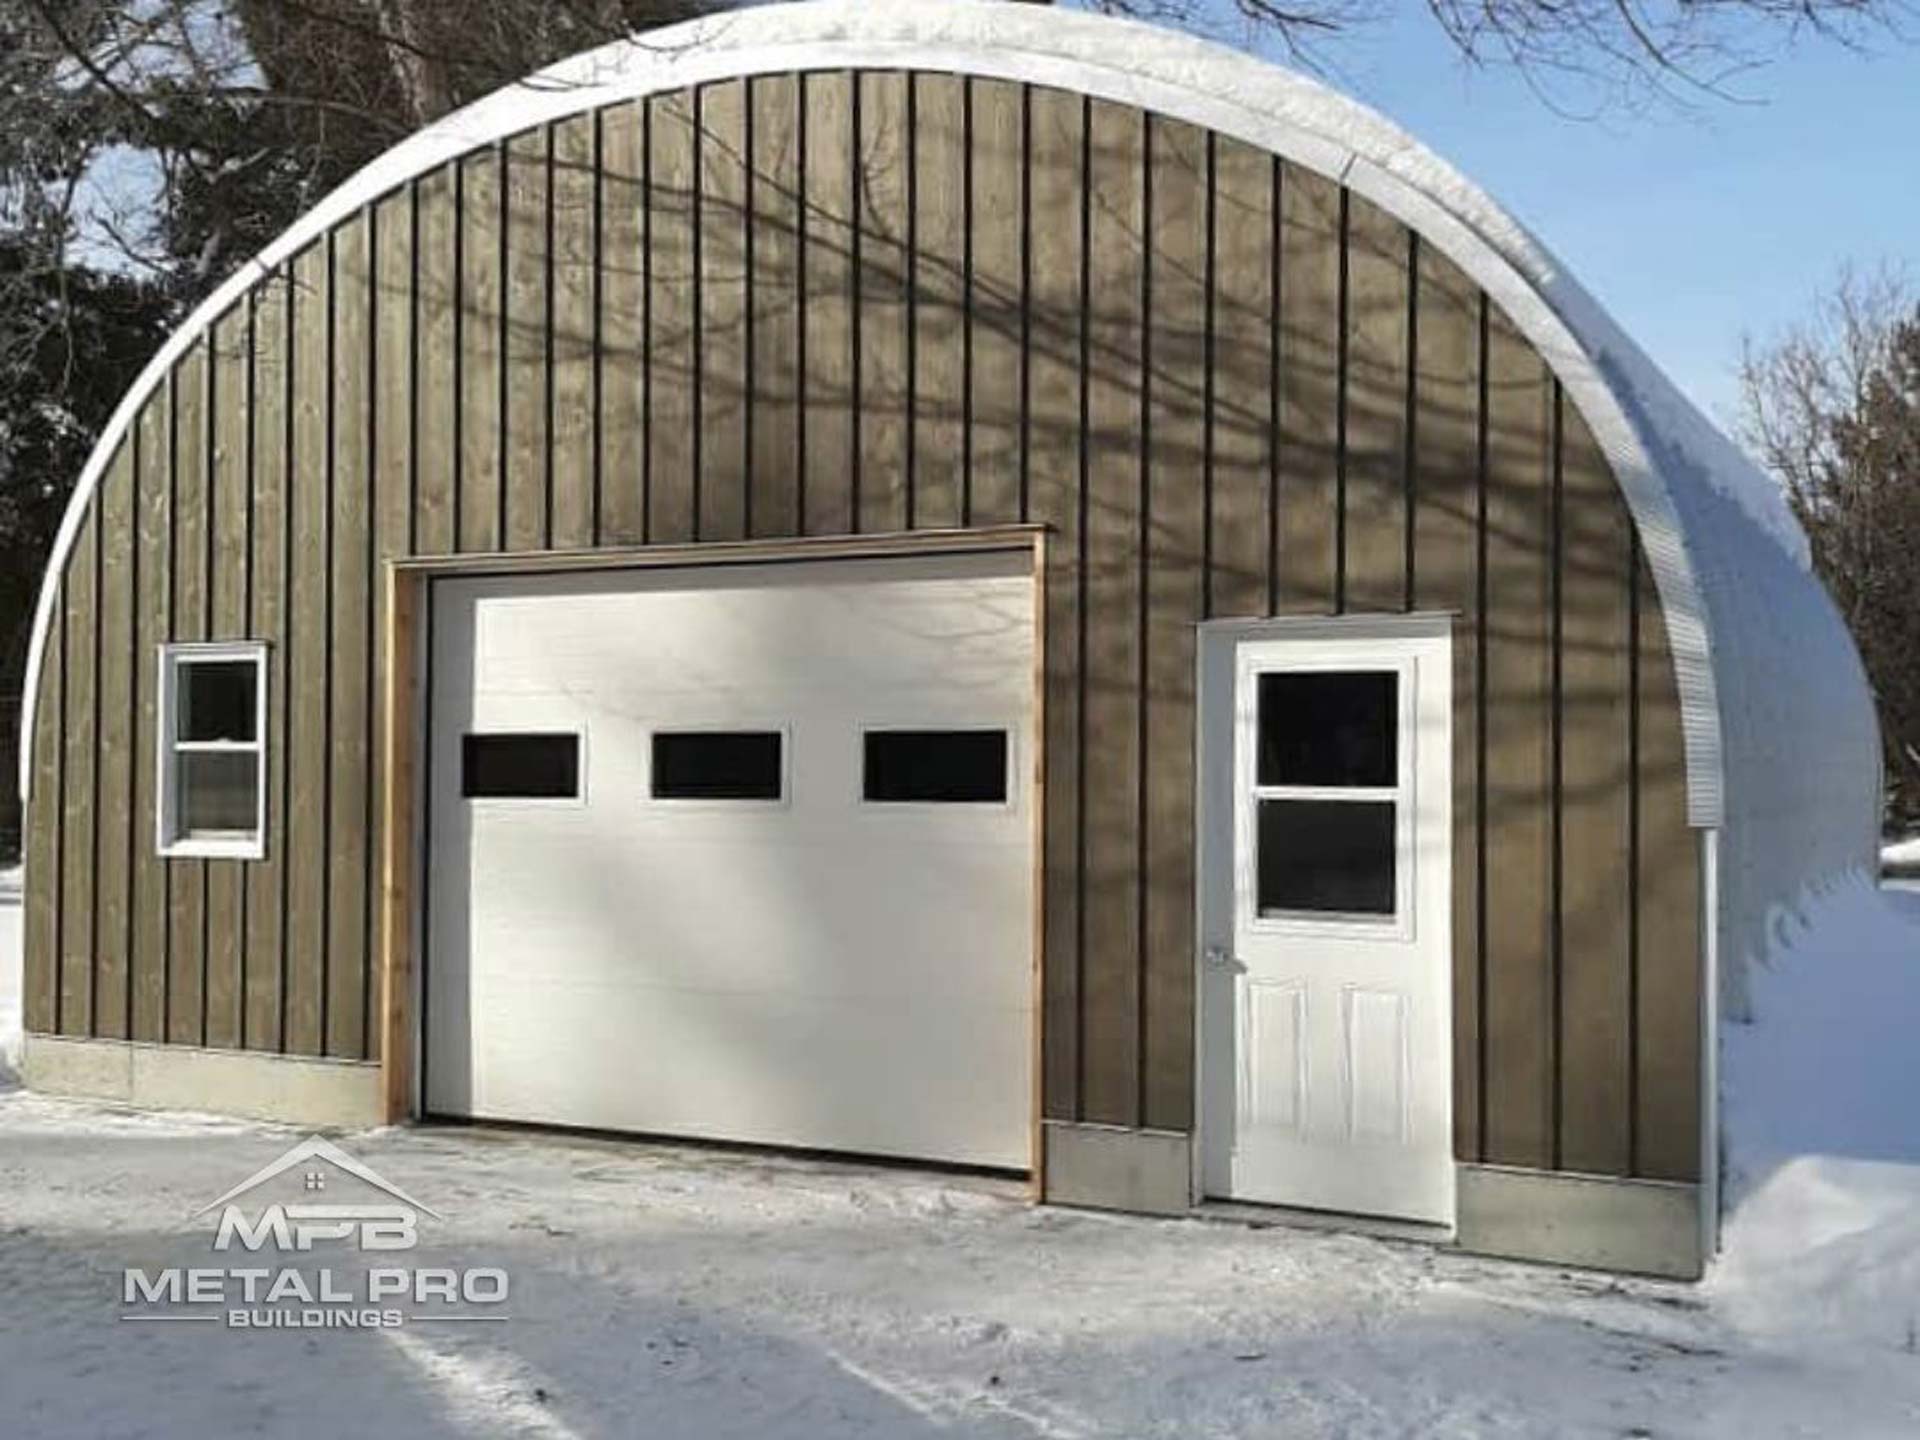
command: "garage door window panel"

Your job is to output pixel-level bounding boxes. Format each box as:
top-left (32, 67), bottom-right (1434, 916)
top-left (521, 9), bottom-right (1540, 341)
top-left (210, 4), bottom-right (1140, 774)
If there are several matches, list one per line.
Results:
top-left (157, 641), bottom-right (268, 859)
top-left (650, 730), bottom-right (786, 802)
top-left (863, 728), bottom-right (1012, 805)
top-left (462, 732), bottom-right (583, 801)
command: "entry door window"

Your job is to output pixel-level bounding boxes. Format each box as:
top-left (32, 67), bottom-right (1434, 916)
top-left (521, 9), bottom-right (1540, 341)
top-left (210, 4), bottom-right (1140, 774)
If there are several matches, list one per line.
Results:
top-left (1251, 669), bottom-right (1405, 919)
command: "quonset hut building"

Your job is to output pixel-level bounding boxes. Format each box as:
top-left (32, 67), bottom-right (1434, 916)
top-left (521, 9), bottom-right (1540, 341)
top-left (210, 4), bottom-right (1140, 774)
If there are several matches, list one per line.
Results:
top-left (15, 1), bottom-right (1880, 1277)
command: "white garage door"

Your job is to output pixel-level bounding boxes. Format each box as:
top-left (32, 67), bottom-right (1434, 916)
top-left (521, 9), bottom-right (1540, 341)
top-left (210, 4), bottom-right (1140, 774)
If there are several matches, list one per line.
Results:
top-left (423, 550), bottom-right (1036, 1170)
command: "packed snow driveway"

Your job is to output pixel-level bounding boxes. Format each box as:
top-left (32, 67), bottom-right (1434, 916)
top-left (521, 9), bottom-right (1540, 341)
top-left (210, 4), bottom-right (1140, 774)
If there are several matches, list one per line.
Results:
top-left (1, 1096), bottom-right (1915, 1439)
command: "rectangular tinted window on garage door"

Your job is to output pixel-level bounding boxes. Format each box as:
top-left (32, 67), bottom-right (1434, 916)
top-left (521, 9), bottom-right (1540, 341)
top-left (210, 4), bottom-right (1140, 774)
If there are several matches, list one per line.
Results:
top-left (651, 731), bottom-right (784, 800)
top-left (864, 730), bottom-right (1009, 803)
top-left (462, 733), bottom-right (580, 799)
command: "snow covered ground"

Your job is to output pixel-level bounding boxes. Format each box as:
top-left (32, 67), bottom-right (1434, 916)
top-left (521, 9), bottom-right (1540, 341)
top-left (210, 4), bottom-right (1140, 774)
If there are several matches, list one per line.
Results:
top-left (1, 873), bottom-right (1918, 1436)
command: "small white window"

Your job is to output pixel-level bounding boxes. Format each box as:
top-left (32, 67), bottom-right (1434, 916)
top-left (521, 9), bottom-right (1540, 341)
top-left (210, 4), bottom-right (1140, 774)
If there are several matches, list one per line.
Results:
top-left (157, 641), bottom-right (268, 859)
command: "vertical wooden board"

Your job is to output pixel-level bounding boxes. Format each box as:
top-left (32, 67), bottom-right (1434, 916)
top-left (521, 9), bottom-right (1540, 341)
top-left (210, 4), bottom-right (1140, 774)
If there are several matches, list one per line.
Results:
top-left (370, 192), bottom-right (413, 1063)
top-left (911, 72), bottom-right (966, 531)
top-left (1479, 307), bottom-right (1555, 1169)
top-left (1275, 163), bottom-right (1340, 614)
top-left (209, 310), bottom-right (253, 640)
top-left (1411, 245), bottom-right (1483, 1161)
top-left (246, 276), bottom-right (291, 1050)
top-left (23, 606), bottom-right (61, 1035)
top-left (59, 516), bottom-right (98, 1036)
top-left (699, 81), bottom-right (749, 542)
top-left (204, 307), bottom-right (252, 1049)
top-left (285, 242), bottom-right (331, 1057)
top-left (856, 71), bottom-right (910, 536)
top-left (1634, 556), bottom-right (1701, 1181)
top-left (94, 440), bottom-right (135, 1041)
top-left (167, 344), bottom-right (209, 1047)
top-left (550, 114), bottom-right (596, 550)
top-left (415, 168), bottom-right (458, 556)
top-left (1142, 117), bottom-right (1207, 1131)
top-left (600, 103), bottom-right (647, 546)
top-left (130, 389), bottom-right (171, 1043)
top-left (328, 217), bottom-right (373, 1060)
top-left (1077, 99), bottom-right (1144, 1129)
top-left (1342, 194), bottom-right (1409, 613)
top-left (801, 73), bottom-right (855, 539)
top-left (966, 79), bottom-right (1024, 528)
top-left (748, 75), bottom-right (802, 539)
top-left (1209, 136), bottom-right (1273, 620)
top-left (1557, 402), bottom-right (1633, 1175)
top-left (503, 130), bottom-right (549, 553)
top-left (648, 91), bottom-right (698, 544)
top-left (458, 147), bottom-right (503, 553)
top-left (1026, 85), bottom-right (1083, 1121)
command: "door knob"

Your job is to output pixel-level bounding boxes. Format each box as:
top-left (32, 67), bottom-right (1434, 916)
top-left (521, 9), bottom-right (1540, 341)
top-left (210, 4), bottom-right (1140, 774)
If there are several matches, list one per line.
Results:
top-left (1204, 945), bottom-right (1237, 968)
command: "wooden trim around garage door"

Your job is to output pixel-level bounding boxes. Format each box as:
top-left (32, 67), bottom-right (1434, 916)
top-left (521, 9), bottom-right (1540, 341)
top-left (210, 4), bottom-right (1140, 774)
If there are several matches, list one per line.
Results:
top-left (373, 526), bottom-right (1051, 1185)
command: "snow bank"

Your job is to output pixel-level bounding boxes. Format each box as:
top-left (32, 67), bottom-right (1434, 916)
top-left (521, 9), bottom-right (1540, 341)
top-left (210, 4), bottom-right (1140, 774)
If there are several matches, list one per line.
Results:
top-left (1714, 870), bottom-right (1920, 1352)
top-left (1883, 834), bottom-right (1920, 876)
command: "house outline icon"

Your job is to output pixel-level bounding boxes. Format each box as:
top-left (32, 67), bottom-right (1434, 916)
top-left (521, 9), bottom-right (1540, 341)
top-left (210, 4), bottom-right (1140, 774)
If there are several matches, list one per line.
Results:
top-left (191, 1135), bottom-right (443, 1220)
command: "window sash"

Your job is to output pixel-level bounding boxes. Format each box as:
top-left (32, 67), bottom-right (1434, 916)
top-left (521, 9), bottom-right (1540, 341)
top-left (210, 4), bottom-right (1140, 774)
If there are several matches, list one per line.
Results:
top-left (157, 642), bottom-right (269, 860)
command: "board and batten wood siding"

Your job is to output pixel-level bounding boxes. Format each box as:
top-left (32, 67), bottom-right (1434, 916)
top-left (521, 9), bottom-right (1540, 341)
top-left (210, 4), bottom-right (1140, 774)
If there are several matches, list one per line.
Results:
top-left (20, 72), bottom-right (1700, 1183)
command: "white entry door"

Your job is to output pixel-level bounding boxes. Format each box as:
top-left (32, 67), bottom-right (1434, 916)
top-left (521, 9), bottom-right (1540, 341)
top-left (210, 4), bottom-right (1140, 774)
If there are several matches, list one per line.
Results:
top-left (1198, 618), bottom-right (1453, 1225)
top-left (422, 550), bottom-right (1035, 1170)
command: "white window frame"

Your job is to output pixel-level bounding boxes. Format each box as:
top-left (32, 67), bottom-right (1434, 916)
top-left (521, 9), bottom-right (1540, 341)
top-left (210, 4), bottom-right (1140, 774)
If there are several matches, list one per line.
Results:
top-left (156, 640), bottom-right (269, 860)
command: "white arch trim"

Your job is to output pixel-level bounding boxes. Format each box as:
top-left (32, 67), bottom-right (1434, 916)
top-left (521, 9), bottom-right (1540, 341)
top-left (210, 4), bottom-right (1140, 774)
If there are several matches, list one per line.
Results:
top-left (22, 0), bottom-right (1769, 824)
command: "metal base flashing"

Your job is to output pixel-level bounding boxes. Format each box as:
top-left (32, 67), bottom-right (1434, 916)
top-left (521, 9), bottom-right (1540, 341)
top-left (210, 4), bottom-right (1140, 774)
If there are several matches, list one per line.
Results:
top-left (21, 1033), bottom-right (384, 1130)
top-left (1456, 1163), bottom-right (1703, 1280)
top-left (1042, 1121), bottom-right (1192, 1216)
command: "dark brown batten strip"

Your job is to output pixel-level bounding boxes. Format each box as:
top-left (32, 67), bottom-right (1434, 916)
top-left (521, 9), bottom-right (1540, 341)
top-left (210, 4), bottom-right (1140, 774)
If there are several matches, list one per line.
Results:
top-left (742, 80), bottom-right (757, 539)
top-left (1135, 108), bottom-right (1154, 1123)
top-left (279, 277), bottom-right (294, 1052)
top-left (848, 74), bottom-right (863, 531)
top-left (691, 86), bottom-right (705, 542)
top-left (1334, 186), bottom-right (1351, 613)
top-left (1018, 83), bottom-right (1032, 524)
top-left (496, 141), bottom-right (510, 551)
top-left (543, 125), bottom-right (558, 550)
top-left (1072, 92), bottom-right (1093, 1118)
top-left (641, 101), bottom-right (653, 544)
top-left (1549, 377), bottom-right (1566, 1169)
top-left (409, 182), bottom-right (422, 556)
top-left (1268, 156), bottom-right (1283, 616)
top-left (451, 162), bottom-right (465, 551)
top-left (1403, 231), bottom-right (1420, 611)
top-left (960, 75), bottom-right (975, 528)
top-left (794, 77), bottom-right (809, 536)
top-left (591, 109), bottom-right (605, 547)
top-left (1473, 288), bottom-right (1491, 1163)
top-left (904, 73), bottom-right (919, 530)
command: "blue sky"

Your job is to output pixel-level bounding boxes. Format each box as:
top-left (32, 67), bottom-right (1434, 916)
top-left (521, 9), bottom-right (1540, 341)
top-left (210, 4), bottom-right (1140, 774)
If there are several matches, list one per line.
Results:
top-left (1202, 9), bottom-right (1919, 430)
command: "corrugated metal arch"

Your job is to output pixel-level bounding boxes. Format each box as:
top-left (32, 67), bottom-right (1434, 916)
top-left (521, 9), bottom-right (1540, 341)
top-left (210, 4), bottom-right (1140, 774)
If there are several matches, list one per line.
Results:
top-left (21, 0), bottom-right (1743, 824)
